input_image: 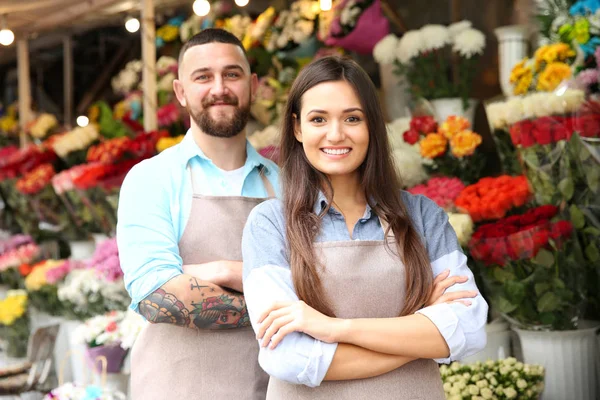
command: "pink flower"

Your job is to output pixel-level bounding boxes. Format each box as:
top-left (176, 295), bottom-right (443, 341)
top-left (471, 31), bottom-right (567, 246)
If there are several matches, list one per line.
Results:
top-left (407, 177), bottom-right (465, 209)
top-left (157, 103), bottom-right (180, 127)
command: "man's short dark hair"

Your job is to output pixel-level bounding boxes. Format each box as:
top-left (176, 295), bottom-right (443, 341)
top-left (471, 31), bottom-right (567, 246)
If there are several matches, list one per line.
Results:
top-left (178, 29), bottom-right (248, 67)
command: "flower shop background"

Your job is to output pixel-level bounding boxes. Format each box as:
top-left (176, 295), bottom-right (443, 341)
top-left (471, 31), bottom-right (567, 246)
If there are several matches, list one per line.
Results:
top-left (0, 0), bottom-right (599, 399)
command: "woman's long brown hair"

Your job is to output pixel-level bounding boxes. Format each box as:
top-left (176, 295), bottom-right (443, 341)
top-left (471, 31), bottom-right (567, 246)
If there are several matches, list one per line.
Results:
top-left (280, 56), bottom-right (433, 318)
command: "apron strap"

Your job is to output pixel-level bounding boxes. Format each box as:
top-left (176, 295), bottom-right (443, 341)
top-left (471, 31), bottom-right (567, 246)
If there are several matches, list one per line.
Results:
top-left (378, 216), bottom-right (395, 239)
top-left (187, 163), bottom-right (199, 195)
top-left (258, 166), bottom-right (276, 198)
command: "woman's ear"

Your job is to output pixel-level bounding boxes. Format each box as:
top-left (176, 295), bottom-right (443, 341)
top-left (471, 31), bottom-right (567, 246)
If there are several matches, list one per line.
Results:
top-left (293, 113), bottom-right (302, 143)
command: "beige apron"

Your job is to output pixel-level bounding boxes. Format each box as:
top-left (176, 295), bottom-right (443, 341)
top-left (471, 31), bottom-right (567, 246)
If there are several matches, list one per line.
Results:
top-left (131, 165), bottom-right (273, 400)
top-left (266, 229), bottom-right (446, 399)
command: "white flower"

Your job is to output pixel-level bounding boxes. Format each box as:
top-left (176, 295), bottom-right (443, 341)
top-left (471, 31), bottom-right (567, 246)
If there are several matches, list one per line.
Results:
top-left (503, 387), bottom-right (517, 399)
top-left (516, 379), bottom-right (528, 389)
top-left (156, 56), bottom-right (177, 75)
top-left (480, 387), bottom-right (493, 399)
top-left (449, 20), bottom-right (472, 37)
top-left (52, 126), bottom-right (99, 158)
top-left (485, 102), bottom-right (509, 130)
top-left (248, 125), bottom-right (280, 150)
top-left (387, 118), bottom-right (429, 188)
top-left (420, 24), bottom-right (451, 51)
top-left (180, 15), bottom-right (202, 42)
top-left (468, 385), bottom-right (480, 395)
top-left (30, 113), bottom-right (58, 139)
top-left (157, 72), bottom-right (176, 92)
top-left (447, 213), bottom-right (474, 247)
top-left (453, 28), bottom-right (486, 58)
top-left (396, 30), bottom-right (424, 64)
top-left (373, 34), bottom-right (399, 65)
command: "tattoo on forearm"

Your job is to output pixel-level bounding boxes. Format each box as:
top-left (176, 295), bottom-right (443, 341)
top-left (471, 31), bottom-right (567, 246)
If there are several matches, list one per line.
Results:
top-left (140, 278), bottom-right (250, 330)
top-left (139, 288), bottom-right (191, 326)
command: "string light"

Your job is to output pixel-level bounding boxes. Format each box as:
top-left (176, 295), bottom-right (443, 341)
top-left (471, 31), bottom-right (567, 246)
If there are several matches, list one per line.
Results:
top-left (235, 0), bottom-right (249, 6)
top-left (125, 17), bottom-right (140, 33)
top-left (0, 15), bottom-right (14, 46)
top-left (76, 116), bottom-right (89, 127)
top-left (193, 0), bottom-right (211, 16)
top-left (319, 0), bottom-right (332, 11)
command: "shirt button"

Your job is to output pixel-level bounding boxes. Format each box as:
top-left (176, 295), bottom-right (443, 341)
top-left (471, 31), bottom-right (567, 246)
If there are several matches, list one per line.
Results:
top-left (360, 219), bottom-right (367, 223)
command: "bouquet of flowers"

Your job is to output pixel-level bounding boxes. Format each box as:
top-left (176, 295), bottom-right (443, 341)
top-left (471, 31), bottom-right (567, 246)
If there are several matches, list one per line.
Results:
top-left (408, 177), bottom-right (465, 210)
top-left (455, 176), bottom-right (532, 223)
top-left (251, 60), bottom-right (299, 125)
top-left (324, 0), bottom-right (389, 55)
top-left (484, 101), bottom-right (523, 176)
top-left (23, 259), bottom-right (77, 316)
top-left (0, 240), bottom-right (40, 289)
top-left (386, 117), bottom-right (429, 188)
top-left (374, 21), bottom-right (486, 108)
top-left (28, 113), bottom-right (60, 140)
top-left (440, 358), bottom-right (545, 400)
top-left (72, 310), bottom-right (145, 374)
top-left (469, 205), bottom-right (584, 330)
top-left (403, 115), bottom-right (486, 184)
top-left (85, 238), bottom-right (122, 282)
top-left (49, 125), bottom-right (100, 167)
top-left (0, 290), bottom-right (30, 358)
top-left (265, 0), bottom-right (320, 53)
top-left (111, 60), bottom-right (142, 96)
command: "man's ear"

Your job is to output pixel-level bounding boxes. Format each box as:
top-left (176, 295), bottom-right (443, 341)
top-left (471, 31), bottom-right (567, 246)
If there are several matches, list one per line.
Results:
top-left (293, 114), bottom-right (302, 143)
top-left (250, 73), bottom-right (259, 103)
top-left (173, 79), bottom-right (187, 108)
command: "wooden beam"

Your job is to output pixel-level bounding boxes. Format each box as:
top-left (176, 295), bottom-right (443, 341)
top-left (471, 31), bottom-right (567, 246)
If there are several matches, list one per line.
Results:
top-left (63, 35), bottom-right (73, 129)
top-left (141, 0), bottom-right (157, 132)
top-left (17, 39), bottom-right (32, 148)
top-left (380, 0), bottom-right (407, 33)
top-left (0, 0), bottom-right (78, 15)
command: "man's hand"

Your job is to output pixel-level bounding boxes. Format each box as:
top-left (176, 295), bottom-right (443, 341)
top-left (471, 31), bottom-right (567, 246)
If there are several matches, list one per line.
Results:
top-left (182, 261), bottom-right (243, 292)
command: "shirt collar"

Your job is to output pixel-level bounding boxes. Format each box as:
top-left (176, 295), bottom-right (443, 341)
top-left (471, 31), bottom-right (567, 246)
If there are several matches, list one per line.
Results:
top-left (313, 190), bottom-right (375, 220)
top-left (179, 129), bottom-right (271, 173)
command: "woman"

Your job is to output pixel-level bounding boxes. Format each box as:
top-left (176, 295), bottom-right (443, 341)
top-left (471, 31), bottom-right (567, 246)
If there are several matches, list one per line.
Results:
top-left (241, 56), bottom-right (488, 398)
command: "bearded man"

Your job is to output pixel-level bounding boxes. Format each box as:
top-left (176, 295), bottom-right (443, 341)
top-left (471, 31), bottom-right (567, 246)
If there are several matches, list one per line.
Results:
top-left (117, 29), bottom-right (278, 400)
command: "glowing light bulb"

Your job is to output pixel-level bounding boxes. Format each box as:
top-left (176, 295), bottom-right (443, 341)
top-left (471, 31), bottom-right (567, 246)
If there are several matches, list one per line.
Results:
top-left (319, 0), bottom-right (332, 11)
top-left (193, 0), bottom-right (211, 16)
top-left (0, 29), bottom-right (15, 46)
top-left (235, 0), bottom-right (249, 6)
top-left (76, 116), bottom-right (89, 127)
top-left (125, 18), bottom-right (140, 33)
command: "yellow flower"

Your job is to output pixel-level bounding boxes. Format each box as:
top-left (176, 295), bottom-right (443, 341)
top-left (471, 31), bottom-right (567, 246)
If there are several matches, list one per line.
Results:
top-left (88, 105), bottom-right (100, 123)
top-left (113, 101), bottom-right (128, 120)
top-left (537, 62), bottom-right (572, 92)
top-left (0, 291), bottom-right (28, 326)
top-left (574, 18), bottom-right (590, 44)
top-left (24, 260), bottom-right (63, 291)
top-left (509, 58), bottom-right (530, 83)
top-left (156, 135), bottom-right (185, 153)
top-left (450, 130), bottom-right (482, 158)
top-left (157, 25), bottom-right (179, 42)
top-left (420, 133), bottom-right (448, 159)
top-left (513, 69), bottom-right (533, 95)
top-left (438, 116), bottom-right (470, 139)
top-left (534, 43), bottom-right (575, 71)
top-left (0, 116), bottom-right (17, 133)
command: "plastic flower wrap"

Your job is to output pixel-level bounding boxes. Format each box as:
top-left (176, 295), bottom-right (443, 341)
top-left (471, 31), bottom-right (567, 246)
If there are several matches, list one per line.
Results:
top-left (0, 290), bottom-right (30, 357)
top-left (469, 205), bottom-right (585, 330)
top-left (408, 177), bottom-right (465, 210)
top-left (324, 0), bottom-right (390, 55)
top-left (455, 175), bottom-right (532, 223)
top-left (44, 383), bottom-right (126, 400)
top-left (403, 115), bottom-right (485, 184)
top-left (378, 20), bottom-right (485, 107)
top-left (440, 358), bottom-right (545, 400)
top-left (484, 100), bottom-right (523, 175)
top-left (23, 259), bottom-right (77, 316)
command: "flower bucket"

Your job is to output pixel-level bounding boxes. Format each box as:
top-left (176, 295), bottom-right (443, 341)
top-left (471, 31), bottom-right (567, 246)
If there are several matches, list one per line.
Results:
top-left (430, 98), bottom-right (478, 126)
top-left (325, 0), bottom-right (390, 55)
top-left (85, 344), bottom-right (128, 374)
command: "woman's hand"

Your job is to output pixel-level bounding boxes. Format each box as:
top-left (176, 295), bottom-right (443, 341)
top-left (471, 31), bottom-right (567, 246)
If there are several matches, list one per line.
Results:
top-left (256, 301), bottom-right (344, 349)
top-left (427, 269), bottom-right (478, 307)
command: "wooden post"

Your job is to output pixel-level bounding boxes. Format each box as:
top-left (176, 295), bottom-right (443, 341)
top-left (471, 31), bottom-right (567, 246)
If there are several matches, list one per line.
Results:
top-left (63, 35), bottom-right (73, 129)
top-left (17, 39), bottom-right (32, 148)
top-left (141, 0), bottom-right (157, 132)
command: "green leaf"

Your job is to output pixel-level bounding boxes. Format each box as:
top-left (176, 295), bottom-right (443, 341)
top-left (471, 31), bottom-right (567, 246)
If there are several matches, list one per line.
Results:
top-left (505, 281), bottom-right (526, 305)
top-left (538, 292), bottom-right (561, 312)
top-left (558, 178), bottom-right (574, 200)
top-left (553, 278), bottom-right (566, 289)
top-left (493, 267), bottom-right (516, 283)
top-left (585, 244), bottom-right (600, 262)
top-left (539, 312), bottom-right (557, 326)
top-left (583, 227), bottom-right (600, 236)
top-left (569, 204), bottom-right (586, 229)
top-left (498, 296), bottom-right (518, 314)
top-left (586, 167), bottom-right (599, 193)
top-left (522, 150), bottom-right (540, 168)
top-left (533, 248), bottom-right (555, 268)
top-left (535, 283), bottom-right (551, 296)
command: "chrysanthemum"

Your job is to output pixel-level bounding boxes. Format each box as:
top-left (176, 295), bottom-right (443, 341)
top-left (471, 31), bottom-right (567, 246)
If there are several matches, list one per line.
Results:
top-left (396, 30), bottom-right (424, 64)
top-left (452, 28), bottom-right (486, 58)
top-left (420, 24), bottom-right (451, 51)
top-left (373, 34), bottom-right (399, 64)
top-left (449, 20), bottom-right (472, 37)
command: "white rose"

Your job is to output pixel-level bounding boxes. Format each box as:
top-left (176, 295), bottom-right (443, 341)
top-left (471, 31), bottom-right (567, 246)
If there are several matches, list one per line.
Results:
top-left (517, 379), bottom-right (527, 389)
top-left (480, 387), bottom-right (493, 399)
top-left (503, 387), bottom-right (517, 399)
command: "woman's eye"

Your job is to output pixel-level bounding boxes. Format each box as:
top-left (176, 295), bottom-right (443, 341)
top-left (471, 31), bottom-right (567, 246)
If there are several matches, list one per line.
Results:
top-left (311, 117), bottom-right (325, 123)
top-left (346, 116), bottom-right (361, 123)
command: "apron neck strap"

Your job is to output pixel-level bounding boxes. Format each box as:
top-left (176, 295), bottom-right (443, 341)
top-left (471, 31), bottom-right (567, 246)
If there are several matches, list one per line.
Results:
top-left (187, 162), bottom-right (275, 198)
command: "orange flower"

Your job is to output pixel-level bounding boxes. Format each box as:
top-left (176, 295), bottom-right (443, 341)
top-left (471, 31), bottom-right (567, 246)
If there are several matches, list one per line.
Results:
top-left (537, 62), bottom-right (572, 92)
top-left (438, 116), bottom-right (470, 139)
top-left (450, 130), bottom-right (483, 158)
top-left (419, 133), bottom-right (447, 159)
top-left (455, 175), bottom-right (531, 222)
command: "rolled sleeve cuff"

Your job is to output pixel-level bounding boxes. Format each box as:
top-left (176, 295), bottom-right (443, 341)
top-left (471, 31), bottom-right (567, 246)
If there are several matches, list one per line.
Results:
top-left (297, 340), bottom-right (338, 387)
top-left (128, 269), bottom-right (182, 314)
top-left (416, 303), bottom-right (466, 364)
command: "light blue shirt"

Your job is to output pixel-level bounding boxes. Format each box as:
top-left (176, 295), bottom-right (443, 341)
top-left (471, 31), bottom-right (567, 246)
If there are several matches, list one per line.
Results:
top-left (242, 191), bottom-right (488, 387)
top-left (117, 131), bottom-right (280, 312)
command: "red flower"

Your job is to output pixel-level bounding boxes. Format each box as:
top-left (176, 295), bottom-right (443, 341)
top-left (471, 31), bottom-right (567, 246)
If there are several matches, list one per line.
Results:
top-left (403, 129), bottom-right (420, 145)
top-left (533, 205), bottom-right (559, 220)
top-left (532, 117), bottom-right (554, 145)
top-left (106, 321), bottom-right (118, 333)
top-left (551, 220), bottom-right (573, 239)
top-left (19, 263), bottom-right (34, 277)
top-left (410, 116), bottom-right (438, 135)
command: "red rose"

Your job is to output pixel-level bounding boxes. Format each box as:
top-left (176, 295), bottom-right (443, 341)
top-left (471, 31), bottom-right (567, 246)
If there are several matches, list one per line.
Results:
top-left (551, 220), bottom-right (573, 239)
top-left (106, 321), bottom-right (118, 333)
top-left (403, 129), bottom-right (421, 145)
top-left (410, 116), bottom-right (438, 135)
top-left (533, 205), bottom-right (559, 220)
top-left (532, 117), bottom-right (554, 145)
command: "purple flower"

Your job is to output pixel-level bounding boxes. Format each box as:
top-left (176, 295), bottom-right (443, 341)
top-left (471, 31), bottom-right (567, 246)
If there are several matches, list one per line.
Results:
top-left (595, 46), bottom-right (600, 66)
top-left (576, 68), bottom-right (599, 88)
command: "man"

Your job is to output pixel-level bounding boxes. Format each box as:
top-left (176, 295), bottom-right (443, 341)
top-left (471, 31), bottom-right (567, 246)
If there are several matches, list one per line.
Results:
top-left (117, 29), bottom-right (278, 399)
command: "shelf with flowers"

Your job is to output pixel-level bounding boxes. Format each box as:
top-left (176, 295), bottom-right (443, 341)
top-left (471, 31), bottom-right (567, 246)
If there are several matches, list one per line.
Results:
top-left (401, 115), bottom-right (486, 184)
top-left (0, 236), bottom-right (41, 292)
top-left (0, 103), bottom-right (19, 148)
top-left (0, 290), bottom-right (30, 358)
top-left (373, 21), bottom-right (486, 123)
top-left (440, 358), bottom-right (545, 400)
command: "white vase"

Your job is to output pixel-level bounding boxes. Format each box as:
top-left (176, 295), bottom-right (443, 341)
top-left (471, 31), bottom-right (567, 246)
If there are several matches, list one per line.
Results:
top-left (461, 318), bottom-right (512, 363)
top-left (379, 63), bottom-right (411, 121)
top-left (495, 25), bottom-right (529, 97)
top-left (68, 239), bottom-right (96, 260)
top-left (430, 98), bottom-right (478, 126)
top-left (513, 321), bottom-right (600, 400)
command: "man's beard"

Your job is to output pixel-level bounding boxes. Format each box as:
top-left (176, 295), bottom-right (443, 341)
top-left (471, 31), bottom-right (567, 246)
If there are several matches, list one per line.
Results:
top-left (188, 94), bottom-right (251, 138)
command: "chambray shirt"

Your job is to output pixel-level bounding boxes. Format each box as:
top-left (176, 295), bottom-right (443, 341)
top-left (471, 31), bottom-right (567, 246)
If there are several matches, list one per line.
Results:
top-left (242, 192), bottom-right (488, 387)
top-left (117, 131), bottom-right (280, 313)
